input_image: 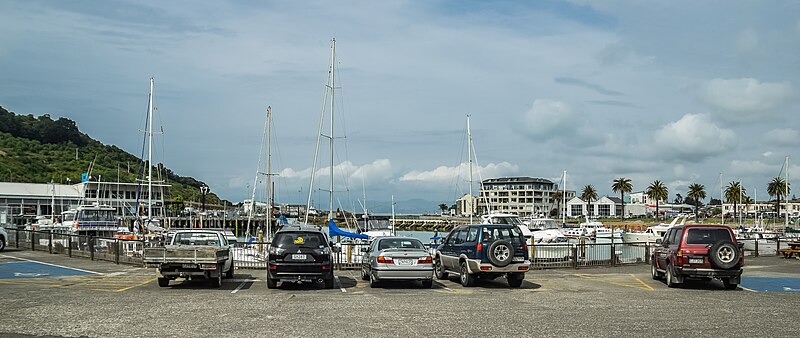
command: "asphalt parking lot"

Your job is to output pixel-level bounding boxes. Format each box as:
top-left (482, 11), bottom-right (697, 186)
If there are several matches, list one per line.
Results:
top-left (2, 248), bottom-right (799, 337)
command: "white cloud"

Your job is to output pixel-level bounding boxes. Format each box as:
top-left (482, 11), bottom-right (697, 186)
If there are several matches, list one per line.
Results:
top-left (654, 114), bottom-right (736, 161)
top-left (736, 28), bottom-right (758, 55)
top-left (400, 162), bottom-right (519, 183)
top-left (729, 160), bottom-right (776, 177)
top-left (701, 78), bottom-right (793, 121)
top-left (278, 159), bottom-right (393, 186)
top-left (765, 128), bottom-right (800, 146)
top-left (520, 99), bottom-right (576, 140)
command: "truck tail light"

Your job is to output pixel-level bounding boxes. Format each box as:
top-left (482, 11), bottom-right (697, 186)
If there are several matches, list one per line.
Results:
top-left (200, 264), bottom-right (217, 270)
top-left (377, 256), bottom-right (393, 264)
top-left (418, 256), bottom-right (432, 264)
top-left (676, 255), bottom-right (684, 265)
top-left (480, 266), bottom-right (492, 271)
top-left (518, 266), bottom-right (529, 271)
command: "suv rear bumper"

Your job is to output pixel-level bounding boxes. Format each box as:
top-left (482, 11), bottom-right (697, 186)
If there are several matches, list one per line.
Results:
top-left (268, 262), bottom-right (333, 282)
top-left (675, 267), bottom-right (742, 280)
top-left (466, 258), bottom-right (530, 274)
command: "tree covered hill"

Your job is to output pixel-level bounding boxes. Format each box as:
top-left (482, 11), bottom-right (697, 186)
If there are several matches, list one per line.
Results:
top-left (0, 106), bottom-right (224, 207)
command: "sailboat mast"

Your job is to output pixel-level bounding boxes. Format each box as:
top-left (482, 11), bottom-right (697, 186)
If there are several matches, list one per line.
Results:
top-left (147, 77), bottom-right (154, 222)
top-left (266, 106), bottom-right (272, 238)
top-left (562, 170), bottom-right (566, 225)
top-left (467, 114), bottom-right (473, 223)
top-left (786, 156), bottom-right (790, 228)
top-left (328, 39), bottom-right (336, 222)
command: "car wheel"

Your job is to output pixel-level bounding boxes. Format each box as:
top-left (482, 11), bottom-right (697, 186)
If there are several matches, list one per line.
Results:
top-left (722, 278), bottom-right (738, 290)
top-left (665, 264), bottom-right (680, 288)
top-left (459, 261), bottom-right (475, 287)
top-left (651, 262), bottom-right (662, 280)
top-left (266, 276), bottom-right (278, 289)
top-left (507, 273), bottom-right (524, 288)
top-left (487, 240), bottom-right (514, 267)
top-left (421, 279), bottom-right (433, 288)
top-left (211, 268), bottom-right (223, 288)
top-left (225, 261), bottom-right (234, 279)
top-left (324, 277), bottom-right (335, 289)
top-left (709, 240), bottom-right (739, 269)
top-left (361, 266), bottom-right (370, 281)
top-left (369, 274), bottom-right (380, 288)
top-left (0, 236), bottom-right (5, 252)
top-left (434, 257), bottom-right (448, 279)
top-left (157, 277), bottom-right (169, 287)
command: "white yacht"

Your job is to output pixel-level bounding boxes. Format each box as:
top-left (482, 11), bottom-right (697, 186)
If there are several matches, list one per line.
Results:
top-left (526, 218), bottom-right (567, 244)
top-left (562, 217), bottom-right (621, 240)
top-left (622, 216), bottom-right (686, 244)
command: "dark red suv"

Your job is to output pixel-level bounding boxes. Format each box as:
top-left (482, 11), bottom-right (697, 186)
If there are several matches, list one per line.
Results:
top-left (651, 224), bottom-right (743, 290)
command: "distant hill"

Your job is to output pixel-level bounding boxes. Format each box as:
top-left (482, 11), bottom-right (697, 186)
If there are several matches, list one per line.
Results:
top-left (0, 106), bottom-right (225, 209)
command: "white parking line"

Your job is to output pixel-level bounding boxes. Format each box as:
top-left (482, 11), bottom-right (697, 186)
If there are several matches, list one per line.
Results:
top-left (335, 276), bottom-right (346, 293)
top-left (231, 279), bottom-right (252, 294)
top-left (0, 254), bottom-right (100, 274)
top-left (739, 286), bottom-right (757, 293)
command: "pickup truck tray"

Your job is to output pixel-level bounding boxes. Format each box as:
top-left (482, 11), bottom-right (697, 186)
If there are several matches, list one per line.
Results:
top-left (143, 246), bottom-right (230, 264)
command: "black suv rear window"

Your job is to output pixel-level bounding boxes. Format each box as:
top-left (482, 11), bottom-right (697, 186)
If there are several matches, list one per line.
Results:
top-left (685, 228), bottom-right (732, 245)
top-left (273, 232), bottom-right (327, 249)
top-left (481, 227), bottom-right (522, 244)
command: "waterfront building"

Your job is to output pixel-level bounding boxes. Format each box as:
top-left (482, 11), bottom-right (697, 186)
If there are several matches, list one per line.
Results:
top-left (476, 177), bottom-right (575, 217)
top-left (566, 196), bottom-right (619, 218)
top-left (455, 194), bottom-right (476, 217)
top-left (0, 181), bottom-right (168, 226)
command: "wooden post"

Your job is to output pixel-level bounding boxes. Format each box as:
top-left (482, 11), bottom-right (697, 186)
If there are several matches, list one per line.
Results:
top-left (48, 231), bottom-right (53, 254)
top-left (571, 245), bottom-right (578, 269)
top-left (15, 229), bottom-right (19, 248)
top-left (89, 235), bottom-right (95, 261)
top-left (754, 239), bottom-right (759, 257)
top-left (645, 244), bottom-right (650, 264)
top-left (68, 234), bottom-right (72, 257)
top-left (114, 239), bottom-right (120, 264)
top-left (31, 231), bottom-right (35, 251)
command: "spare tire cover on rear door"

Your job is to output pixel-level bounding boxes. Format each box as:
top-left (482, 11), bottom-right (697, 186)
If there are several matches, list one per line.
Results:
top-left (487, 240), bottom-right (514, 267)
top-left (709, 240), bottom-right (739, 269)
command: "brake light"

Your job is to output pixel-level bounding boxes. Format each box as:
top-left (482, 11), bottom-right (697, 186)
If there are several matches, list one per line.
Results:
top-left (476, 243), bottom-right (483, 251)
top-left (75, 221), bottom-right (79, 230)
top-left (676, 255), bottom-right (684, 265)
top-left (522, 241), bottom-right (528, 252)
top-left (418, 256), bottom-right (432, 264)
top-left (321, 265), bottom-right (330, 270)
top-left (518, 266), bottom-right (529, 271)
top-left (269, 265), bottom-right (277, 270)
top-left (480, 266), bottom-right (492, 271)
top-left (377, 256), bottom-right (393, 264)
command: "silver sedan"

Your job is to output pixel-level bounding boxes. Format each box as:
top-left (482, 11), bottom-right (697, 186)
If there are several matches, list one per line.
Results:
top-left (360, 237), bottom-right (434, 288)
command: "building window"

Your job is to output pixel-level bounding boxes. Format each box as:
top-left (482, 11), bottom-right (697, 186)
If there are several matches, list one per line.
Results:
top-left (598, 205), bottom-right (611, 216)
top-left (571, 205), bottom-right (583, 216)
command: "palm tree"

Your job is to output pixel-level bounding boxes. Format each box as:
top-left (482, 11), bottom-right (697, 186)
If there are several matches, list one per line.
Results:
top-left (438, 203), bottom-right (448, 214)
top-left (767, 176), bottom-right (791, 217)
top-left (646, 180), bottom-right (668, 219)
top-left (724, 181), bottom-right (745, 220)
top-left (551, 190), bottom-right (563, 218)
top-left (580, 185), bottom-right (598, 217)
top-left (687, 183), bottom-right (706, 222)
top-left (611, 177), bottom-right (633, 220)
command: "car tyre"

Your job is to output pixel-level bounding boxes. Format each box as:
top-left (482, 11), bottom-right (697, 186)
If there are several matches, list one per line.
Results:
top-left (266, 277), bottom-right (278, 289)
top-left (651, 261), bottom-right (662, 280)
top-left (157, 277), bottom-right (169, 287)
top-left (225, 261), bottom-right (234, 279)
top-left (369, 274), bottom-right (380, 288)
top-left (434, 257), bottom-right (448, 279)
top-left (361, 267), bottom-right (370, 281)
top-left (722, 278), bottom-right (738, 290)
top-left (421, 279), bottom-right (433, 288)
top-left (211, 268), bottom-right (223, 288)
top-left (665, 264), bottom-right (680, 288)
top-left (0, 236), bottom-right (5, 252)
top-left (709, 240), bottom-right (739, 269)
top-left (486, 240), bottom-right (514, 267)
top-left (507, 273), bottom-right (524, 288)
top-left (324, 277), bottom-right (335, 289)
top-left (459, 261), bottom-right (475, 287)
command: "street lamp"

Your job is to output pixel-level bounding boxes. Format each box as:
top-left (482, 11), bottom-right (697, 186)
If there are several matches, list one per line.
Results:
top-left (200, 185), bottom-right (209, 212)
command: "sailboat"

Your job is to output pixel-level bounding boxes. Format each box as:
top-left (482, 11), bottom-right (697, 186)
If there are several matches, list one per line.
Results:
top-left (245, 106), bottom-right (278, 242)
top-left (134, 77), bottom-right (166, 235)
top-left (303, 38), bottom-right (367, 241)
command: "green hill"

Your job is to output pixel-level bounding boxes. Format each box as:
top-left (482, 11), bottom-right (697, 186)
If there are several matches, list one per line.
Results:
top-left (0, 106), bottom-right (225, 210)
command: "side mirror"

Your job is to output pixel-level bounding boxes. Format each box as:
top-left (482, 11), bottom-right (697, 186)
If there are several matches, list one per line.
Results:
top-left (655, 238), bottom-right (662, 245)
top-left (360, 247), bottom-right (369, 253)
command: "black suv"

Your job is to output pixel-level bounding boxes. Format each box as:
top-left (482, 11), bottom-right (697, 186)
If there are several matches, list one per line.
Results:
top-left (652, 224), bottom-right (743, 289)
top-left (267, 225), bottom-right (338, 289)
top-left (434, 224), bottom-right (530, 287)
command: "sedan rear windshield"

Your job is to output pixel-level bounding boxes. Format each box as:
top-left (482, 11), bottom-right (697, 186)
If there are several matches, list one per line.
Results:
top-left (273, 232), bottom-right (327, 249)
top-left (378, 238), bottom-right (425, 250)
top-left (685, 228), bottom-right (733, 245)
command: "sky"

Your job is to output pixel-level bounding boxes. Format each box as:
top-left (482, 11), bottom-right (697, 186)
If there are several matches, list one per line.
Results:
top-left (1, 0), bottom-right (798, 213)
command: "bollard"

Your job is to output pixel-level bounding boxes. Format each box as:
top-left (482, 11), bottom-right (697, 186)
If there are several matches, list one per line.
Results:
top-left (31, 231), bottom-right (35, 251)
top-left (15, 229), bottom-right (19, 248)
top-left (68, 234), bottom-right (72, 257)
top-left (571, 245), bottom-right (578, 269)
top-left (754, 240), bottom-right (759, 257)
top-left (645, 245), bottom-right (650, 264)
top-left (776, 240), bottom-right (781, 256)
top-left (115, 239), bottom-right (120, 264)
top-left (48, 231), bottom-right (53, 254)
top-left (611, 244), bottom-right (616, 267)
top-left (89, 236), bottom-right (95, 261)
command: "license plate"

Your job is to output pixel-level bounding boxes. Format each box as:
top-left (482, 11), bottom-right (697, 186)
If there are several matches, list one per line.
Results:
top-left (398, 259), bottom-right (414, 265)
top-left (291, 254), bottom-right (307, 260)
top-left (182, 264), bottom-right (196, 268)
top-left (512, 257), bottom-right (525, 262)
top-left (689, 258), bottom-right (704, 264)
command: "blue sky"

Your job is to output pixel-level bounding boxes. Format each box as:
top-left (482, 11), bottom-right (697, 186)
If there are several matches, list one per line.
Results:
top-left (1, 1), bottom-right (798, 212)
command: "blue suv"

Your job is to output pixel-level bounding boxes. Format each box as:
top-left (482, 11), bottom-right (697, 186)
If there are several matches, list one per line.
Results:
top-left (434, 224), bottom-right (530, 287)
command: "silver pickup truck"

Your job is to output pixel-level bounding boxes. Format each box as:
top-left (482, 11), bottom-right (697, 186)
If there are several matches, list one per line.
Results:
top-left (143, 230), bottom-right (234, 288)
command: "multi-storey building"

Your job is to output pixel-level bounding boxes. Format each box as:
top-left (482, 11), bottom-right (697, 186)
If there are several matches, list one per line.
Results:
top-left (476, 177), bottom-right (575, 217)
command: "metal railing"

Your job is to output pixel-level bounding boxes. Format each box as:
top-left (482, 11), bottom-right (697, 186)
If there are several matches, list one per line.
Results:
top-left (529, 242), bottom-right (652, 269)
top-left (6, 228), bottom-right (145, 265)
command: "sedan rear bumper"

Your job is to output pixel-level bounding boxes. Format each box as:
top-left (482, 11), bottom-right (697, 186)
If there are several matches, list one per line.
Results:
top-left (372, 267), bottom-right (433, 280)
